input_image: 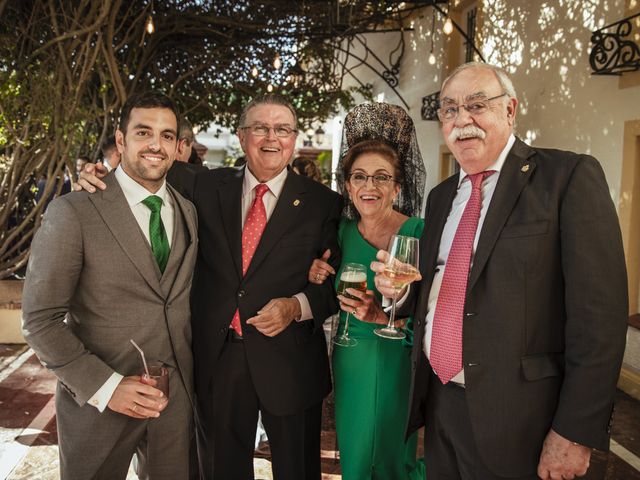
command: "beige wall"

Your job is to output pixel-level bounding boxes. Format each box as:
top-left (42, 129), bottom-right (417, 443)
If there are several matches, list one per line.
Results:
top-left (341, 0), bottom-right (640, 308)
top-left (343, 0), bottom-right (640, 198)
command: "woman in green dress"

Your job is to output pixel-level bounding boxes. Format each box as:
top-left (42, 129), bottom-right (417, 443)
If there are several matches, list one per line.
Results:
top-left (309, 103), bottom-right (426, 480)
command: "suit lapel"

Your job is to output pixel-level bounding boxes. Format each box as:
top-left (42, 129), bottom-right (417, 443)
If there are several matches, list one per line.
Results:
top-left (218, 169), bottom-right (244, 280)
top-left (416, 176), bottom-right (457, 320)
top-left (468, 138), bottom-right (537, 290)
top-left (244, 170), bottom-right (305, 281)
top-left (89, 174), bottom-right (164, 298)
top-left (162, 186), bottom-right (197, 300)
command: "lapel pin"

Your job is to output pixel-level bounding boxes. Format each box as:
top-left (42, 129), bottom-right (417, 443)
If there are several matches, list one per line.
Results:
top-left (521, 164), bottom-right (530, 173)
top-left (293, 199), bottom-right (300, 206)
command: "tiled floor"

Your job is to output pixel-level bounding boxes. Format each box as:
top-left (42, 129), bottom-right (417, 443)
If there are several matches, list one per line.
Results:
top-left (1, 344), bottom-right (639, 479)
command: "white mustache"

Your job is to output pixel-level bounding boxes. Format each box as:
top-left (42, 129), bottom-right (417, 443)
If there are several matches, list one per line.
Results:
top-left (448, 125), bottom-right (486, 143)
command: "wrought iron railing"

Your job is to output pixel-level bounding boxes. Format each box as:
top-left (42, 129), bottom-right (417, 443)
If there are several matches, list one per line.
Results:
top-left (590, 12), bottom-right (640, 75)
top-left (421, 91), bottom-right (440, 121)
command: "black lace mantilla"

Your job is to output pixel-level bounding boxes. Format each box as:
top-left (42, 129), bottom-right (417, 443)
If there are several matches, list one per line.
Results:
top-left (338, 102), bottom-right (426, 219)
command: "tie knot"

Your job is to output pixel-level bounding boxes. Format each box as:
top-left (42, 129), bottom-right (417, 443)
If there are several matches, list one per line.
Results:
top-left (142, 195), bottom-right (163, 213)
top-left (467, 170), bottom-right (496, 189)
top-left (254, 183), bottom-right (270, 199)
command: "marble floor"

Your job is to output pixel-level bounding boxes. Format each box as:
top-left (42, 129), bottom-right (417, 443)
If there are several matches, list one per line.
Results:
top-left (1, 344), bottom-right (639, 479)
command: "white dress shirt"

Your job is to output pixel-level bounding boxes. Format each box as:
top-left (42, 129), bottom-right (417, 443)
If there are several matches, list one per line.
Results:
top-left (103, 157), bottom-right (115, 172)
top-left (88, 166), bottom-right (175, 411)
top-left (242, 166), bottom-right (312, 321)
top-left (424, 134), bottom-right (516, 385)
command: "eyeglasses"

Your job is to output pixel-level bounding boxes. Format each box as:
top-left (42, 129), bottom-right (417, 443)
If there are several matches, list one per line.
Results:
top-left (348, 173), bottom-right (397, 187)
top-left (241, 124), bottom-right (298, 138)
top-left (437, 93), bottom-right (507, 122)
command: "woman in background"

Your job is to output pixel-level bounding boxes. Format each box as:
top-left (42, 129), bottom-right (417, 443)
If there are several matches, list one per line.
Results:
top-left (292, 156), bottom-right (323, 183)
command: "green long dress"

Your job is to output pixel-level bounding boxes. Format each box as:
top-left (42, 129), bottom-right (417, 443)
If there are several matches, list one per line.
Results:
top-left (333, 217), bottom-right (425, 480)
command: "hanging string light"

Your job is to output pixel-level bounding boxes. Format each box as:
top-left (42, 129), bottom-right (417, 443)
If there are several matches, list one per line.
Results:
top-left (145, 0), bottom-right (155, 34)
top-left (267, 84), bottom-right (274, 92)
top-left (145, 15), bottom-right (155, 34)
top-left (428, 10), bottom-right (436, 65)
top-left (251, 66), bottom-right (259, 77)
top-left (273, 53), bottom-right (282, 70)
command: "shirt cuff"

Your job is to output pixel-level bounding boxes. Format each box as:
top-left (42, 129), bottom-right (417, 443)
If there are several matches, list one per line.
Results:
top-left (293, 293), bottom-right (313, 321)
top-left (382, 285), bottom-right (411, 312)
top-left (87, 372), bottom-right (123, 412)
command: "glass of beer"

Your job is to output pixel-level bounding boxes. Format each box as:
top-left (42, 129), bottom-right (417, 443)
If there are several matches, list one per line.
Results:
top-left (374, 235), bottom-right (420, 340)
top-left (334, 263), bottom-right (368, 347)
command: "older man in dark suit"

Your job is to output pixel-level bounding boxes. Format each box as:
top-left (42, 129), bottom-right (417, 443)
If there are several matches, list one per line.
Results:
top-left (374, 62), bottom-right (628, 479)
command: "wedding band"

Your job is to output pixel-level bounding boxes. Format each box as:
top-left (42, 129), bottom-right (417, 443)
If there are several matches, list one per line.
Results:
top-left (315, 273), bottom-right (321, 281)
top-left (132, 404), bottom-right (137, 413)
top-left (352, 309), bottom-right (357, 316)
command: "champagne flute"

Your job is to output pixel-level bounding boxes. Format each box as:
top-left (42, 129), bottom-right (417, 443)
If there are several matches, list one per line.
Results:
top-left (374, 235), bottom-right (420, 340)
top-left (334, 263), bottom-right (368, 347)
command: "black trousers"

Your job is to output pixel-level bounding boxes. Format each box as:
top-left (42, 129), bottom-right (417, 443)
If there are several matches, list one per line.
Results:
top-left (423, 371), bottom-right (538, 480)
top-left (198, 336), bottom-right (322, 480)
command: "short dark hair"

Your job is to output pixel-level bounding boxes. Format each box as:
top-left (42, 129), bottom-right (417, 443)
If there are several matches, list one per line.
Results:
top-left (76, 155), bottom-right (91, 163)
top-left (118, 91), bottom-right (180, 135)
top-left (100, 136), bottom-right (117, 156)
top-left (292, 157), bottom-right (322, 183)
top-left (238, 94), bottom-right (297, 129)
top-left (342, 140), bottom-right (402, 183)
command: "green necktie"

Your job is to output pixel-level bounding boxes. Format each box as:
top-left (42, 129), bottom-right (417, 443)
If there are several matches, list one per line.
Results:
top-left (142, 195), bottom-right (170, 273)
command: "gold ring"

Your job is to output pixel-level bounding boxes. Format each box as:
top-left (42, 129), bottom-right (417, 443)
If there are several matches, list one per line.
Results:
top-left (132, 404), bottom-right (137, 413)
top-left (352, 309), bottom-right (357, 316)
top-left (315, 273), bottom-right (321, 281)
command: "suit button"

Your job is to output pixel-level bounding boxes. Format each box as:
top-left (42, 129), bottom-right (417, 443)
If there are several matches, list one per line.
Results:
top-left (238, 290), bottom-right (246, 298)
top-left (219, 327), bottom-right (228, 334)
top-left (465, 312), bottom-right (476, 317)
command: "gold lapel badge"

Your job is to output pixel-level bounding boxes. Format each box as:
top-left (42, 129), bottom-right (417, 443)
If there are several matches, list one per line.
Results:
top-left (293, 199), bottom-right (301, 206)
top-left (521, 164), bottom-right (530, 173)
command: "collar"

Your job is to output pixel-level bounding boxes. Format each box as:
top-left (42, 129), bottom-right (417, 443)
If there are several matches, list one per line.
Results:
top-left (114, 165), bottom-right (169, 207)
top-left (457, 134), bottom-right (516, 186)
top-left (242, 165), bottom-right (288, 199)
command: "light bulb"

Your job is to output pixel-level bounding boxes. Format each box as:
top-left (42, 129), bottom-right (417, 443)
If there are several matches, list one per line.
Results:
top-left (267, 84), bottom-right (273, 92)
top-left (443, 18), bottom-right (453, 35)
top-left (251, 66), bottom-right (259, 77)
top-left (145, 15), bottom-right (155, 34)
top-left (273, 54), bottom-right (282, 70)
top-left (428, 52), bottom-right (436, 65)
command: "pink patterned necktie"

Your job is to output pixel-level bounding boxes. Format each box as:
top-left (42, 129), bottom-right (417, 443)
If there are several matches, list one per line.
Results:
top-left (230, 183), bottom-right (270, 336)
top-left (430, 170), bottom-right (495, 384)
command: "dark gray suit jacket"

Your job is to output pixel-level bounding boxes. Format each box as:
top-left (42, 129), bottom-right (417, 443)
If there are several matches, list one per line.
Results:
top-left (406, 138), bottom-right (628, 477)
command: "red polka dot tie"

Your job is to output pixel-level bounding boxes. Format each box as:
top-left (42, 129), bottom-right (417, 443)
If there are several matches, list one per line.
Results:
top-left (430, 171), bottom-right (495, 384)
top-left (230, 183), bottom-right (270, 336)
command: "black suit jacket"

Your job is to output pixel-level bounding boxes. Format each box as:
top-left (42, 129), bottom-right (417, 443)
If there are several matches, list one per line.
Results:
top-left (406, 138), bottom-right (628, 477)
top-left (168, 164), bottom-right (343, 416)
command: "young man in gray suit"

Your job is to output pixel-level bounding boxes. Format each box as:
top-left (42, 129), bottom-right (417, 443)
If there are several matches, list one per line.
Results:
top-left (22, 91), bottom-right (198, 479)
top-left (374, 63), bottom-right (628, 479)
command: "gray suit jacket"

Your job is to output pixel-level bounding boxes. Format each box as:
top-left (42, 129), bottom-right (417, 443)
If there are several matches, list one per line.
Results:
top-left (22, 173), bottom-right (198, 477)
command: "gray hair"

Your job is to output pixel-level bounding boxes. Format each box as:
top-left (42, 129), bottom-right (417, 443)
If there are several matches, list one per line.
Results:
top-left (238, 94), bottom-right (298, 129)
top-left (440, 62), bottom-right (517, 101)
top-left (178, 118), bottom-right (194, 144)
